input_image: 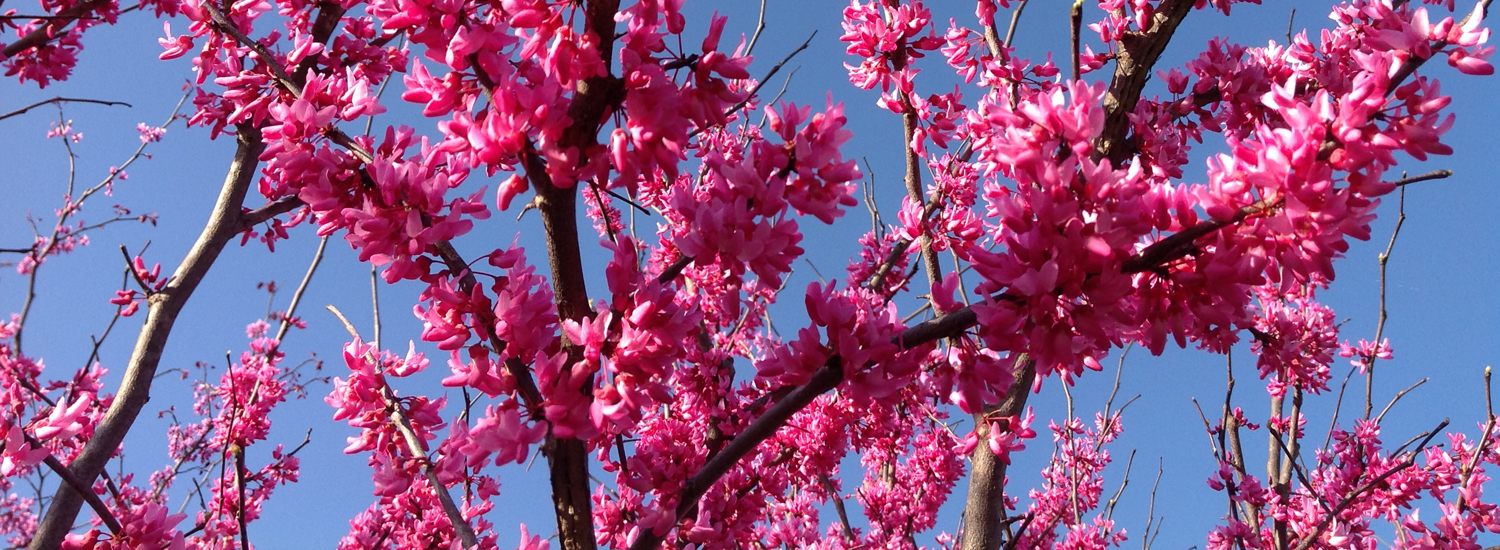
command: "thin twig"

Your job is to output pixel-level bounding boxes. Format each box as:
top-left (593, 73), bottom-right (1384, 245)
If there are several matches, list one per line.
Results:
top-left (744, 0), bottom-right (768, 57)
top-left (819, 474), bottom-right (856, 541)
top-left (1285, 8), bottom-right (1296, 45)
top-left (1103, 450), bottom-right (1135, 522)
top-left (1456, 367), bottom-right (1496, 514)
top-left (1280, 388), bottom-right (1303, 486)
top-left (1325, 367), bottom-right (1355, 450)
top-left (1190, 399), bottom-right (1224, 462)
top-left (1142, 459), bottom-right (1163, 550)
top-left (1367, 186), bottom-right (1407, 419)
top-left (0, 13), bottom-right (106, 20)
top-left (862, 156), bottom-right (882, 238)
top-left (1375, 377), bottom-right (1428, 424)
top-left (361, 38), bottom-right (400, 137)
top-left (325, 305), bottom-right (480, 549)
top-left (0, 97), bottom-right (130, 122)
top-left (752, 67), bottom-right (799, 129)
top-left (272, 236), bottom-right (328, 345)
top-left (690, 31), bottom-right (815, 139)
top-left (1221, 352), bottom-right (1239, 471)
top-left (1069, 0), bottom-right (1084, 81)
top-left (371, 265), bottom-right (382, 349)
top-left (118, 245), bottom-right (155, 294)
top-left (1005, 1), bottom-right (1030, 51)
top-left (600, 187), bottom-right (651, 215)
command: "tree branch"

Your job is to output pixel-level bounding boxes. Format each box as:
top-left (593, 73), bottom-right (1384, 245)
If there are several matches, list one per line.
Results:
top-left (881, 0), bottom-right (943, 293)
top-left (0, 0), bottom-right (113, 60)
top-left (0, 97), bottom-right (130, 123)
top-left (326, 305), bottom-right (480, 549)
top-left (40, 454), bottom-right (121, 536)
top-left (528, 1), bottom-right (625, 548)
top-left (29, 125), bottom-right (266, 550)
top-left (1093, 0), bottom-right (1195, 166)
top-left (237, 197), bottom-right (305, 233)
top-left (626, 360), bottom-right (845, 550)
top-left (961, 359), bottom-right (1037, 550)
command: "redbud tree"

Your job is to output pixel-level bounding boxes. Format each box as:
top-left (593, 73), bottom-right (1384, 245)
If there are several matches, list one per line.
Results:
top-left (1, 0), bottom-right (1497, 548)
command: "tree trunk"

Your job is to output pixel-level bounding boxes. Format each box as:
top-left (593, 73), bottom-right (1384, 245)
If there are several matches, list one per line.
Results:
top-left (961, 359), bottom-right (1036, 550)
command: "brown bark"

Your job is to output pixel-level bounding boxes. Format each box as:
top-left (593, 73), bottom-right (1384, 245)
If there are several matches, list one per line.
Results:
top-left (530, 1), bottom-right (624, 547)
top-left (1094, 0), bottom-right (1195, 166)
top-left (960, 360), bottom-right (1035, 550)
top-left (537, 174), bottom-right (601, 550)
top-left (962, 2), bottom-right (1194, 548)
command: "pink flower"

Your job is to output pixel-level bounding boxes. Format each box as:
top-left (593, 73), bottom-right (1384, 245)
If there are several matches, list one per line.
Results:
top-left (516, 524), bottom-right (550, 550)
top-left (135, 123), bottom-right (167, 143)
top-left (460, 402), bottom-right (545, 467)
top-left (496, 173), bottom-right (529, 211)
top-left (32, 393), bottom-right (93, 440)
top-left (0, 426), bottom-right (47, 476)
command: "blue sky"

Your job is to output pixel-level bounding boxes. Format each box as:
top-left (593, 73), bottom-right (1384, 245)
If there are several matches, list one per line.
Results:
top-left (2, 1), bottom-right (1498, 548)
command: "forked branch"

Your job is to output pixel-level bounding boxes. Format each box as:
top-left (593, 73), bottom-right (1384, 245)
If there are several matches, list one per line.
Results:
top-left (30, 125), bottom-right (267, 550)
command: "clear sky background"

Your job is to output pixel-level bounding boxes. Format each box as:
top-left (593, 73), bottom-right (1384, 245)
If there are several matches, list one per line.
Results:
top-left (2, 1), bottom-right (1498, 548)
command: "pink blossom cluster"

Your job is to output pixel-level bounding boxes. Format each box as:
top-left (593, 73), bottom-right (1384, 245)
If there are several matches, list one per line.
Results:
top-left (1, 0), bottom-right (1496, 548)
top-left (0, 319), bottom-right (107, 545)
top-left (835, 0), bottom-right (1497, 397)
top-left (1341, 337), bottom-right (1394, 374)
top-left (106, 323), bottom-right (306, 549)
top-left (582, 237), bottom-right (699, 432)
top-left (0, 315), bottom-right (107, 482)
top-left (2, 0), bottom-right (122, 88)
top-left (661, 97), bottom-right (861, 297)
top-left (840, 0), bottom-right (944, 111)
top-left (329, 335), bottom-right (526, 547)
top-left (62, 502), bottom-right (186, 550)
top-left (757, 280), bottom-right (929, 398)
top-left (1248, 283), bottom-right (1340, 398)
top-left (108, 255), bottom-right (164, 316)
top-left (593, 380), bottom-right (969, 549)
top-left (1205, 418), bottom-right (1500, 550)
top-left (1014, 413), bottom-right (1127, 550)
